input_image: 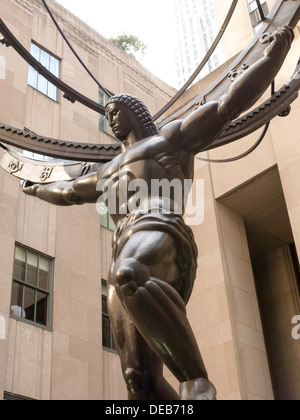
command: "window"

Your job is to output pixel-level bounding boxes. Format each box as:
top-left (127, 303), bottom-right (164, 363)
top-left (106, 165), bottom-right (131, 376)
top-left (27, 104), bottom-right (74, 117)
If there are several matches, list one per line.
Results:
top-left (3, 392), bottom-right (35, 401)
top-left (99, 202), bottom-right (116, 231)
top-left (23, 150), bottom-right (55, 162)
top-left (22, 132), bottom-right (62, 162)
top-left (247, 0), bottom-right (269, 28)
top-left (10, 245), bottom-right (53, 330)
top-left (102, 280), bottom-right (116, 351)
top-left (99, 90), bottom-right (114, 136)
top-left (28, 42), bottom-right (60, 101)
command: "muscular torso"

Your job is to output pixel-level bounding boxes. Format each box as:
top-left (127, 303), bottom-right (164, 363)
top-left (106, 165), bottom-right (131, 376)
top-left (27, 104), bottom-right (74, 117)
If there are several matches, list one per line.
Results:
top-left (98, 135), bottom-right (194, 224)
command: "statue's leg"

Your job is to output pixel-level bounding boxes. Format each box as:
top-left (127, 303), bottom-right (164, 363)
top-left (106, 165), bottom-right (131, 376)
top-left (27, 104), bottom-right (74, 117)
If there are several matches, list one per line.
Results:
top-left (111, 230), bottom-right (216, 400)
top-left (107, 277), bottom-right (179, 400)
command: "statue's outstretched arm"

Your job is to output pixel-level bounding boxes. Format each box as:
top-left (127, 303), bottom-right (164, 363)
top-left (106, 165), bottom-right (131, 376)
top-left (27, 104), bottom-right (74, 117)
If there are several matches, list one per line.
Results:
top-left (179, 26), bottom-right (294, 155)
top-left (22, 171), bottom-right (99, 206)
top-left (218, 26), bottom-right (294, 120)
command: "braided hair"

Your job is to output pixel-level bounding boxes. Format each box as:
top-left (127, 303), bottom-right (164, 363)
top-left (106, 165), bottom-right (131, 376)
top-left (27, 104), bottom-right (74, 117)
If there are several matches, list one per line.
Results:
top-left (105, 94), bottom-right (158, 136)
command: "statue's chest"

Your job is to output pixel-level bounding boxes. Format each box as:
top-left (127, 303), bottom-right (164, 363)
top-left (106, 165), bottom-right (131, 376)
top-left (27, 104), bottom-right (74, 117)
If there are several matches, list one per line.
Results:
top-left (101, 137), bottom-right (177, 182)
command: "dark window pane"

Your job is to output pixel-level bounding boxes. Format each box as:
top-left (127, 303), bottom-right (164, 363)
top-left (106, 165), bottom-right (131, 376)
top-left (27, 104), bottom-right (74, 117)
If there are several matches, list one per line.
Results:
top-left (111, 333), bottom-right (116, 351)
top-left (38, 258), bottom-right (50, 291)
top-left (14, 247), bottom-right (26, 281)
top-left (27, 253), bottom-right (38, 286)
top-left (28, 43), bottom-right (60, 102)
top-left (47, 83), bottom-right (57, 101)
top-left (99, 115), bottom-right (106, 131)
top-left (40, 49), bottom-right (50, 69)
top-left (11, 281), bottom-right (23, 307)
top-left (11, 246), bottom-right (52, 329)
top-left (108, 215), bottom-right (116, 231)
top-left (101, 279), bottom-right (107, 296)
top-left (28, 66), bottom-right (38, 89)
top-left (36, 291), bottom-right (47, 326)
top-left (30, 43), bottom-right (40, 60)
top-left (49, 56), bottom-right (59, 77)
top-left (98, 90), bottom-right (114, 134)
top-left (100, 204), bottom-right (108, 228)
top-left (102, 295), bottom-right (108, 315)
top-left (10, 282), bottom-right (25, 318)
top-left (37, 74), bottom-right (48, 96)
top-left (102, 315), bottom-right (111, 348)
top-left (24, 286), bottom-right (35, 322)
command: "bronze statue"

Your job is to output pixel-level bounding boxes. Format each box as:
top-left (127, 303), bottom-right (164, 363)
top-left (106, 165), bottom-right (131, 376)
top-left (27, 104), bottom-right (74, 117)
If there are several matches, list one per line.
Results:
top-left (23, 27), bottom-right (294, 400)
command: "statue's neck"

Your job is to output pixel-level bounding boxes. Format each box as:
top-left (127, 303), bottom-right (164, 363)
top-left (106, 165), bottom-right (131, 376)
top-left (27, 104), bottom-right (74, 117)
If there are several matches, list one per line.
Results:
top-left (121, 126), bottom-right (150, 151)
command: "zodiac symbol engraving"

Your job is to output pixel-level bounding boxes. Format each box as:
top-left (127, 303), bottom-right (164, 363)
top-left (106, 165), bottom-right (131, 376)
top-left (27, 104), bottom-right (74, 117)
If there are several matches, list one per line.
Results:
top-left (8, 159), bottom-right (23, 174)
top-left (40, 167), bottom-right (53, 182)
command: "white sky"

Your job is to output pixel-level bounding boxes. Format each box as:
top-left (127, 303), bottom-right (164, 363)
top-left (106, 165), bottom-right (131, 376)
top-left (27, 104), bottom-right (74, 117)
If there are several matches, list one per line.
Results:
top-left (56, 0), bottom-right (178, 88)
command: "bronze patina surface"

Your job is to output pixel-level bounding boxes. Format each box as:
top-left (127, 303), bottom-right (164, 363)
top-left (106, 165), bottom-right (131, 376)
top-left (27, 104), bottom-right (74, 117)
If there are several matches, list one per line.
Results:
top-left (20, 27), bottom-right (294, 400)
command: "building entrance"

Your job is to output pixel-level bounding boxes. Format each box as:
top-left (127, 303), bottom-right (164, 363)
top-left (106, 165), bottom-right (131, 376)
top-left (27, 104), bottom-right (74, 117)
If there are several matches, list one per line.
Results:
top-left (220, 166), bottom-right (300, 400)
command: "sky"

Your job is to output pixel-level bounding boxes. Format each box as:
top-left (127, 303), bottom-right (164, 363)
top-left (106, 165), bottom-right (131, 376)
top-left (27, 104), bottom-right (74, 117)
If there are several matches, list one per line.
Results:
top-left (56, 0), bottom-right (178, 87)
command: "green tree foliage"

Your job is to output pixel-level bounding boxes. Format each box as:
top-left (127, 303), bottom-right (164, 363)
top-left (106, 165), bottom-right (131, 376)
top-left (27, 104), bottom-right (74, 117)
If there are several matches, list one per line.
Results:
top-left (109, 33), bottom-right (148, 60)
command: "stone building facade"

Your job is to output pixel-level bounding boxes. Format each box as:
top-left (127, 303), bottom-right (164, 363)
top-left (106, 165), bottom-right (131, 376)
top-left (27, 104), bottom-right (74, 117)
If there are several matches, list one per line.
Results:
top-left (0, 0), bottom-right (299, 400)
top-left (0, 0), bottom-right (175, 400)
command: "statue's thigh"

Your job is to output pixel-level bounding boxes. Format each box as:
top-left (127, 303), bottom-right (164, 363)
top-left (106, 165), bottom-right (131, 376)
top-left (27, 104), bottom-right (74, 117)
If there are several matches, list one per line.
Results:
top-left (119, 230), bottom-right (176, 263)
top-left (117, 230), bottom-right (179, 282)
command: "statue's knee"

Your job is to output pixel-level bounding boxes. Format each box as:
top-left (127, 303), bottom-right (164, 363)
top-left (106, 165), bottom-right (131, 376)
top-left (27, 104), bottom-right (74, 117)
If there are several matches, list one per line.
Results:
top-left (115, 264), bottom-right (135, 287)
top-left (114, 258), bottom-right (150, 296)
top-left (124, 368), bottom-right (143, 394)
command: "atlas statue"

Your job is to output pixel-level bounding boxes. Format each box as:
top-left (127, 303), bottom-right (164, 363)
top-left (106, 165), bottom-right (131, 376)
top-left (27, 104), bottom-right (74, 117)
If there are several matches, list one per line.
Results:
top-left (22, 27), bottom-right (294, 400)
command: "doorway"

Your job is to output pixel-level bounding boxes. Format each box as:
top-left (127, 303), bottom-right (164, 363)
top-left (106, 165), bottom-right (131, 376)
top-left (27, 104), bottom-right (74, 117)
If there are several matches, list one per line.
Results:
top-left (220, 166), bottom-right (300, 400)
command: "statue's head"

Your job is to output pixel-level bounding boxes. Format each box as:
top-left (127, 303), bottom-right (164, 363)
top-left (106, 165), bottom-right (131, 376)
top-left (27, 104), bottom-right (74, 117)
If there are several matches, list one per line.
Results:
top-left (105, 94), bottom-right (158, 142)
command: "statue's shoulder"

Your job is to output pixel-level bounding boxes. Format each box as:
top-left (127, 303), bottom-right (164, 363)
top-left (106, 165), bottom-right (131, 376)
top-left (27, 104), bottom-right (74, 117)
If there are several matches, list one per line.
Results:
top-left (158, 120), bottom-right (182, 143)
top-left (98, 153), bottom-right (122, 179)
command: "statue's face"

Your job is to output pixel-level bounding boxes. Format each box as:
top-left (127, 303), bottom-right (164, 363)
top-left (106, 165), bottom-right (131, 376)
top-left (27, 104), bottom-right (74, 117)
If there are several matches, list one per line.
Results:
top-left (106, 102), bottom-right (136, 141)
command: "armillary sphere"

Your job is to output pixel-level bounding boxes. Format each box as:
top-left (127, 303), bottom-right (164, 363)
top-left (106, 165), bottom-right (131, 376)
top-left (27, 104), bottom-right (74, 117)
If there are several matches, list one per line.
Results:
top-left (0, 0), bottom-right (300, 181)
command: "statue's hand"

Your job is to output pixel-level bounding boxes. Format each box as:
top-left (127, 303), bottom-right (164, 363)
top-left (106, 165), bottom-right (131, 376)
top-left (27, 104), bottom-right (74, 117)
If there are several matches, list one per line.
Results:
top-left (22, 180), bottom-right (74, 206)
top-left (22, 180), bottom-right (39, 196)
top-left (265, 26), bottom-right (294, 58)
